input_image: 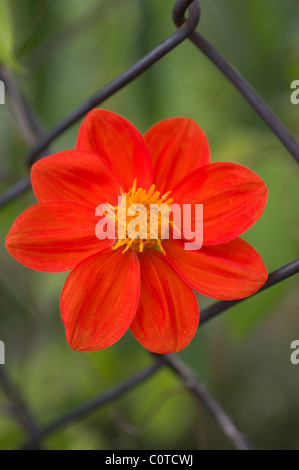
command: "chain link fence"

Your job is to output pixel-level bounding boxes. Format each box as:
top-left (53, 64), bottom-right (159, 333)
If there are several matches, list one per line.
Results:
top-left (0, 0), bottom-right (298, 450)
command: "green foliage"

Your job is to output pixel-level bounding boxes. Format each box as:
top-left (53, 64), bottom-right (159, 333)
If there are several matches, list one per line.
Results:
top-left (0, 0), bottom-right (298, 451)
top-left (0, 0), bottom-right (22, 70)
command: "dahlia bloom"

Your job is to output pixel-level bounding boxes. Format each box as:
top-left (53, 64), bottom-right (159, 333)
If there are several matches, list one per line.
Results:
top-left (5, 109), bottom-right (268, 353)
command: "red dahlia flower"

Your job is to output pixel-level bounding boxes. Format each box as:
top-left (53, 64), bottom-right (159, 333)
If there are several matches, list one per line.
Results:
top-left (5, 109), bottom-right (268, 353)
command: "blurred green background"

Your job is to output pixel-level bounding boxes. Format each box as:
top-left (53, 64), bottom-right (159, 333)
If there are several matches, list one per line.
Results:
top-left (0, 0), bottom-right (298, 450)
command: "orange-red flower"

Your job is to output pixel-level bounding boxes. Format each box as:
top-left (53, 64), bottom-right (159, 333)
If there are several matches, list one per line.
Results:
top-left (5, 109), bottom-right (268, 353)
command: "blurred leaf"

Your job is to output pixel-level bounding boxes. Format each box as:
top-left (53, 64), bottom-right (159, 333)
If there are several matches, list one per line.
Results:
top-left (0, 0), bottom-right (23, 70)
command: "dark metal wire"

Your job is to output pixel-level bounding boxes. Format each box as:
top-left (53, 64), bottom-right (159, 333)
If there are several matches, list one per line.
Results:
top-left (0, 368), bottom-right (42, 449)
top-left (0, 0), bottom-right (199, 208)
top-left (22, 358), bottom-right (165, 450)
top-left (172, 5), bottom-right (299, 163)
top-left (0, 176), bottom-right (31, 207)
top-left (154, 354), bottom-right (255, 450)
top-left (25, 0), bottom-right (200, 167)
top-left (200, 258), bottom-right (299, 326)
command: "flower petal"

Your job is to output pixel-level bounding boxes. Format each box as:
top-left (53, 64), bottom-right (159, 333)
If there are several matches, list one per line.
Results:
top-left (164, 238), bottom-right (268, 300)
top-left (144, 117), bottom-right (210, 192)
top-left (130, 250), bottom-right (199, 353)
top-left (31, 149), bottom-right (122, 207)
top-left (5, 201), bottom-right (113, 272)
top-left (171, 162), bottom-right (268, 245)
top-left (60, 249), bottom-right (140, 351)
top-left (76, 108), bottom-right (153, 191)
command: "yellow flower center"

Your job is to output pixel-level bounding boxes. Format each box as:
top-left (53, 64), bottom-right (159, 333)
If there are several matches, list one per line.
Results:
top-left (107, 179), bottom-right (173, 254)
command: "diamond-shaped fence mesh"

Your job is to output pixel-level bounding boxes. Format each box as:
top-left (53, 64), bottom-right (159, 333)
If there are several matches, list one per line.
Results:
top-left (0, 0), bottom-right (298, 451)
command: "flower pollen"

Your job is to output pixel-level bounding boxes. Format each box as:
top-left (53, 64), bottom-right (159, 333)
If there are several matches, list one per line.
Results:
top-left (109, 179), bottom-right (173, 254)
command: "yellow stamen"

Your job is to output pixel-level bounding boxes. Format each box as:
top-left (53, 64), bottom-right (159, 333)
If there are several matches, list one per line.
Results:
top-left (109, 179), bottom-right (173, 254)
